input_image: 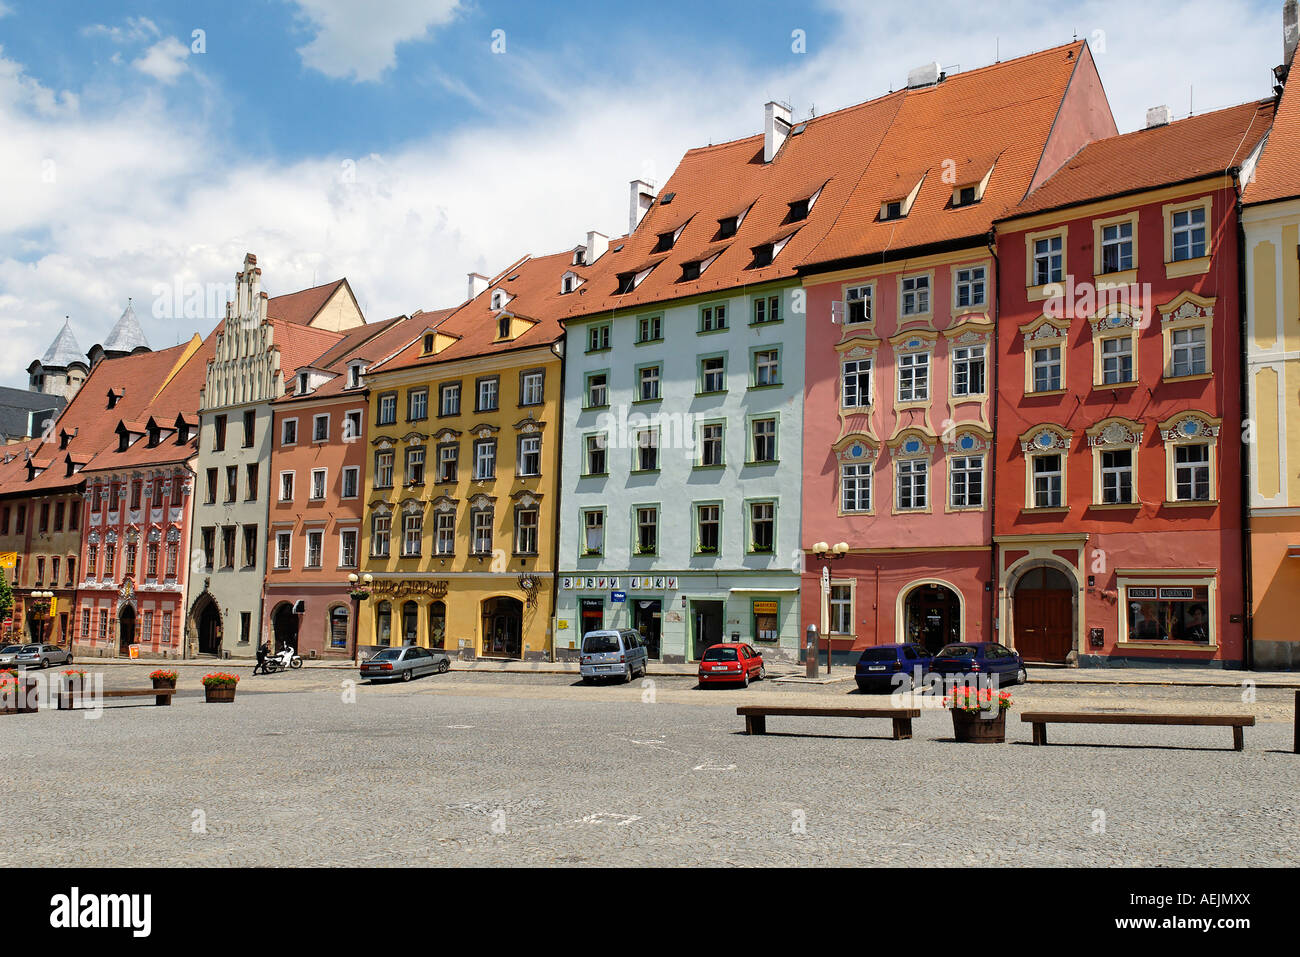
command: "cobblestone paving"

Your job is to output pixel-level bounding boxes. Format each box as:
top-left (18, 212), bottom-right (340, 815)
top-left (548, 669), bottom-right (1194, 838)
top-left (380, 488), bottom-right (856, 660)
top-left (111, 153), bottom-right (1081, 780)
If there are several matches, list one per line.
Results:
top-left (4, 670), bottom-right (1297, 866)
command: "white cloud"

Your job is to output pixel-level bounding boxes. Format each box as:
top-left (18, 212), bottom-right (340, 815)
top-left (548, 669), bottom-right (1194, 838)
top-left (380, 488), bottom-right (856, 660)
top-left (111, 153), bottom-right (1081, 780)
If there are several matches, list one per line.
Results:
top-left (0, 0), bottom-right (1284, 385)
top-left (0, 3), bottom-right (14, 19)
top-left (132, 37), bottom-right (190, 84)
top-left (289, 0), bottom-right (461, 82)
top-left (82, 17), bottom-right (160, 44)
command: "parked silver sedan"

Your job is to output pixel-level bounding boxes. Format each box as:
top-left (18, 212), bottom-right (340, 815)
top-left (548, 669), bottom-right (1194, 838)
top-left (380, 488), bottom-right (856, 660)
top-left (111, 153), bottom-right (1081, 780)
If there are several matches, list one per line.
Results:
top-left (360, 646), bottom-right (450, 682)
top-left (0, 644), bottom-right (25, 666)
top-left (12, 643), bottom-right (72, 669)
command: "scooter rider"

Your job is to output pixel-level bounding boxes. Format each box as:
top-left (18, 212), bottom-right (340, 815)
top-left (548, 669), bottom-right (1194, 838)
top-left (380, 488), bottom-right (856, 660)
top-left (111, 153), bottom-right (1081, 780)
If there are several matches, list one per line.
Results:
top-left (253, 640), bottom-right (271, 675)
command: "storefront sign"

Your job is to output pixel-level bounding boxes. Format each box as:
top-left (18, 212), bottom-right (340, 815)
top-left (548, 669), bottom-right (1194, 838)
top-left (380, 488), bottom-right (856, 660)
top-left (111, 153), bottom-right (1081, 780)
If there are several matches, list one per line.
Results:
top-left (561, 576), bottom-right (677, 591)
top-left (611, 591), bottom-right (626, 603)
top-left (370, 579), bottom-right (449, 599)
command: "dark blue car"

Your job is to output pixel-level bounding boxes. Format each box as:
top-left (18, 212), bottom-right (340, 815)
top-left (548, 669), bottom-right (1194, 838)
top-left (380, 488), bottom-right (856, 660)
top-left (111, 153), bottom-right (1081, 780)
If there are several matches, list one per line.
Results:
top-left (929, 642), bottom-right (1027, 686)
top-left (855, 643), bottom-right (931, 693)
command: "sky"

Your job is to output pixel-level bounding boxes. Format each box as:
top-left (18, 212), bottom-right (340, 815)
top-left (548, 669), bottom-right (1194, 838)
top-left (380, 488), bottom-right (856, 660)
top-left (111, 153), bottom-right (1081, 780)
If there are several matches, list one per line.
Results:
top-left (0, 0), bottom-right (1289, 387)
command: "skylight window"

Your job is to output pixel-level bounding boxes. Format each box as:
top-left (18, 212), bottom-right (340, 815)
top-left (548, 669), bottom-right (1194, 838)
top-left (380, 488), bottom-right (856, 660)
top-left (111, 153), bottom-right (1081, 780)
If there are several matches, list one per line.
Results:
top-left (616, 272), bottom-right (637, 294)
top-left (681, 261), bottom-right (702, 281)
top-left (718, 217), bottom-right (738, 238)
top-left (788, 198), bottom-right (810, 221)
top-left (654, 231), bottom-right (676, 253)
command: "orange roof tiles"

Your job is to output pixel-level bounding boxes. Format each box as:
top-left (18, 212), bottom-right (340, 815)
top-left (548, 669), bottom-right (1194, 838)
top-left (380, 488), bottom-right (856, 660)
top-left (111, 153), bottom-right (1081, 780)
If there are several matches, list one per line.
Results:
top-left (1011, 99), bottom-right (1274, 218)
top-left (1246, 80), bottom-right (1300, 206)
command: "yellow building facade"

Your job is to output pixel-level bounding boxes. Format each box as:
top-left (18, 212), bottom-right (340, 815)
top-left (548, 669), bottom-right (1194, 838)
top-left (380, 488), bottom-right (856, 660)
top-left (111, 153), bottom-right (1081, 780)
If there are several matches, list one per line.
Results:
top-left (357, 305), bottom-right (563, 661)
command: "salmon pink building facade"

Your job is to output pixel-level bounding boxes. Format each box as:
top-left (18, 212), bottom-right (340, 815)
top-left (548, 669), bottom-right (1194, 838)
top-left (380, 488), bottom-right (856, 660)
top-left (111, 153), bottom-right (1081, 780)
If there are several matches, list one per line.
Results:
top-left (992, 101), bottom-right (1271, 667)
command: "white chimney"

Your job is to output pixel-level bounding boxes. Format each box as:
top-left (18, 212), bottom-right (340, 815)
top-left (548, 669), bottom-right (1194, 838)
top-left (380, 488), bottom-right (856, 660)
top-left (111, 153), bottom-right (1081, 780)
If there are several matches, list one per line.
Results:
top-left (906, 61), bottom-right (942, 89)
top-left (629, 179), bottom-right (655, 233)
top-left (1145, 105), bottom-right (1172, 129)
top-left (1286, 0), bottom-right (1299, 67)
top-left (764, 101), bottom-right (792, 163)
top-left (467, 272), bottom-right (490, 301)
top-left (585, 231), bottom-right (609, 264)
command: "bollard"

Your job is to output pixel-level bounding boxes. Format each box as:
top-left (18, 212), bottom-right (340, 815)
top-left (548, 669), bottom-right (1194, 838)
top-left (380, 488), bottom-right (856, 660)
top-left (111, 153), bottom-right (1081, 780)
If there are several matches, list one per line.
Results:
top-left (805, 624), bottom-right (819, 679)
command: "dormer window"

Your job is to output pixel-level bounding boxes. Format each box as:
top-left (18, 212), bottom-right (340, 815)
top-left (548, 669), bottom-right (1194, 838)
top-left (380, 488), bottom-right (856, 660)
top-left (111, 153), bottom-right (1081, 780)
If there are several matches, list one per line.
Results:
top-left (752, 245), bottom-right (774, 268)
top-left (718, 216), bottom-right (738, 238)
top-left (788, 198), bottom-right (810, 221)
top-left (423, 333), bottom-right (436, 355)
top-left (616, 272), bottom-right (637, 295)
top-left (491, 291), bottom-right (505, 311)
top-left (498, 316), bottom-right (511, 340)
top-left (954, 185), bottom-right (979, 207)
top-left (297, 372), bottom-right (310, 395)
top-left (562, 275), bottom-right (574, 294)
top-left (654, 231), bottom-right (676, 253)
top-left (883, 201), bottom-right (904, 221)
top-left (107, 389), bottom-right (121, 410)
top-left (347, 363), bottom-right (364, 389)
top-left (681, 261), bottom-right (702, 282)
top-left (572, 247), bottom-right (586, 267)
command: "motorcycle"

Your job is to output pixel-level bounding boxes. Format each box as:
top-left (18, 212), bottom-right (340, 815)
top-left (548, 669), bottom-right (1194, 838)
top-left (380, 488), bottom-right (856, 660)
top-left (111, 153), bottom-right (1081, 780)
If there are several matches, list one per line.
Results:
top-left (264, 646), bottom-right (303, 674)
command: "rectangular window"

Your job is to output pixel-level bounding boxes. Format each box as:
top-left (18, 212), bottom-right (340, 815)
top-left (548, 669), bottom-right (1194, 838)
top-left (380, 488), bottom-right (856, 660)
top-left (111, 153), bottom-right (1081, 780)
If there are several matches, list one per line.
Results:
top-left (221, 526), bottom-right (236, 569)
top-left (439, 383), bottom-right (461, 417)
top-left (342, 466), bottom-right (359, 499)
top-left (1101, 337), bottom-right (1134, 384)
top-left (635, 507), bottom-right (658, 554)
top-left (213, 414), bottom-right (227, 452)
top-left (1032, 345), bottom-right (1062, 392)
top-left (520, 371), bottom-right (544, 406)
top-left (53, 502), bottom-right (65, 531)
top-left (1033, 454), bottom-right (1063, 508)
top-left (1100, 220), bottom-right (1134, 273)
top-left (313, 414), bottom-right (330, 442)
top-left (950, 455), bottom-right (983, 508)
top-left (473, 439), bottom-right (497, 480)
top-left (141, 610), bottom-right (152, 645)
top-left (1172, 207), bottom-right (1207, 262)
top-left (311, 468), bottom-right (327, 500)
top-left (897, 352), bottom-right (929, 402)
top-left (279, 472), bottom-right (294, 502)
top-left (165, 543), bottom-right (178, 577)
top-left (901, 275), bottom-right (929, 316)
top-left (146, 543), bottom-right (159, 578)
top-left (518, 435), bottom-right (541, 477)
top-left (407, 389), bottom-right (428, 422)
top-left (281, 418), bottom-right (298, 445)
top-left (150, 481), bottom-right (162, 510)
top-left (1126, 584), bottom-right (1211, 643)
top-left (582, 510), bottom-right (604, 555)
top-left (375, 451), bottom-right (394, 489)
top-left (340, 529), bottom-right (358, 568)
top-left (896, 459), bottom-right (928, 510)
top-left (435, 513), bottom-right (455, 556)
top-left (700, 303), bottom-right (728, 332)
top-left (829, 584), bottom-right (853, 634)
top-left (276, 532), bottom-right (291, 569)
top-left (587, 324), bottom-right (611, 352)
top-left (1171, 327), bottom-right (1207, 377)
top-left (371, 515), bottom-right (391, 557)
top-left (34, 556), bottom-right (44, 585)
top-left (638, 365), bottom-right (661, 402)
top-left (700, 356), bottom-right (725, 393)
top-left (405, 448), bottom-right (426, 486)
top-left (751, 418), bottom-right (777, 463)
top-left (752, 296), bottom-right (780, 325)
top-left (475, 377), bottom-right (499, 412)
top-left (954, 266), bottom-right (986, 308)
top-left (841, 358), bottom-right (872, 408)
top-left (696, 504), bottom-right (720, 553)
top-left (841, 462), bottom-right (872, 512)
top-left (637, 315), bottom-right (662, 342)
top-left (377, 393), bottom-right (397, 426)
top-left (306, 530), bottom-right (323, 569)
top-left (87, 544), bottom-right (98, 578)
top-left (472, 510), bottom-right (494, 555)
top-left (225, 466), bottom-right (238, 503)
top-left (1033, 235), bottom-right (1064, 285)
top-left (585, 434), bottom-right (607, 475)
top-left (1174, 444), bottom-right (1212, 501)
top-left (205, 469), bottom-right (217, 505)
top-left (749, 502), bottom-right (775, 552)
top-left (514, 508), bottom-right (539, 555)
top-left (81, 608), bottom-right (91, 639)
top-left (200, 530), bottom-right (213, 570)
top-left (437, 445), bottom-right (458, 484)
top-left (952, 345), bottom-right (985, 397)
top-left (99, 610), bottom-right (108, 641)
top-left (845, 285), bottom-right (872, 324)
top-left (402, 514), bottom-right (422, 557)
top-left (635, 429), bottom-right (659, 472)
top-left (342, 410), bottom-right (361, 443)
top-left (700, 423), bottom-right (724, 467)
top-left (586, 373), bottom-right (608, 408)
top-left (1101, 449), bottom-right (1134, 504)
top-left (754, 349), bottom-right (780, 387)
top-left (242, 525), bottom-right (257, 568)
top-left (242, 409), bottom-right (255, 447)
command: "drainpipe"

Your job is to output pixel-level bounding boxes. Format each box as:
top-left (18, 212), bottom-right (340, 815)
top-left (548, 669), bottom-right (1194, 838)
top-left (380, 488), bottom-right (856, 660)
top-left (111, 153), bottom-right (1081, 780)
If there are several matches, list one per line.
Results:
top-left (1235, 182), bottom-right (1255, 671)
top-left (549, 336), bottom-right (566, 663)
top-left (986, 228), bottom-right (1001, 643)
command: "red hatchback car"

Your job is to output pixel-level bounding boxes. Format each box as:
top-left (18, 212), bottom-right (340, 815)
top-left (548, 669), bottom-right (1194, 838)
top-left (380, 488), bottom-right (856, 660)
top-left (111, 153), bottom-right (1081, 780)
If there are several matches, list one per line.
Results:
top-left (697, 643), bottom-right (765, 687)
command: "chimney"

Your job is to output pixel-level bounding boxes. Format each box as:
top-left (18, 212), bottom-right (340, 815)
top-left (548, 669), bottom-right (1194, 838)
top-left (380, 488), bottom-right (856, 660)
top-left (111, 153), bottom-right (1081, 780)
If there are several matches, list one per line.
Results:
top-left (467, 272), bottom-right (490, 301)
top-left (906, 61), bottom-right (942, 89)
top-left (585, 231), bottom-right (609, 264)
top-left (1145, 105), bottom-right (1172, 129)
top-left (764, 101), bottom-right (792, 163)
top-left (1286, 0), bottom-right (1299, 67)
top-left (629, 179), bottom-right (655, 233)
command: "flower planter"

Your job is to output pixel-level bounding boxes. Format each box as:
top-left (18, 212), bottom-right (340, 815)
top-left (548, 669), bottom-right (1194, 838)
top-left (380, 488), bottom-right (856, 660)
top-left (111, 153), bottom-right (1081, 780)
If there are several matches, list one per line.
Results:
top-left (151, 678), bottom-right (177, 692)
top-left (0, 676), bottom-right (40, 715)
top-left (204, 685), bottom-right (236, 703)
top-left (951, 707), bottom-right (1007, 744)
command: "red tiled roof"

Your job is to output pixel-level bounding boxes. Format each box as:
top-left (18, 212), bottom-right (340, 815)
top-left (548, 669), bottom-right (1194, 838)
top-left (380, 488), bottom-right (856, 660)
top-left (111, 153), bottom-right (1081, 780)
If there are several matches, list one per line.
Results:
top-left (377, 256), bottom-right (572, 373)
top-left (1011, 99), bottom-right (1274, 218)
top-left (265, 279), bottom-right (350, 326)
top-left (1246, 81), bottom-right (1300, 205)
top-left (269, 319), bottom-right (346, 385)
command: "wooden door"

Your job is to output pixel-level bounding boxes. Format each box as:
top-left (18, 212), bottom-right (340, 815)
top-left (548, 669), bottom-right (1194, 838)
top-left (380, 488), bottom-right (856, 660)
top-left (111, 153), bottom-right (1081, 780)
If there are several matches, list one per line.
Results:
top-left (1013, 588), bottom-right (1073, 662)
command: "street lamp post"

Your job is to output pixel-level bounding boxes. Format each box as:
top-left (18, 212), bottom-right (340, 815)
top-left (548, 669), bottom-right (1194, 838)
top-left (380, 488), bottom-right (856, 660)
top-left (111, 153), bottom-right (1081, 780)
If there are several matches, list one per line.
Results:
top-left (347, 573), bottom-right (373, 665)
top-left (810, 543), bottom-right (849, 675)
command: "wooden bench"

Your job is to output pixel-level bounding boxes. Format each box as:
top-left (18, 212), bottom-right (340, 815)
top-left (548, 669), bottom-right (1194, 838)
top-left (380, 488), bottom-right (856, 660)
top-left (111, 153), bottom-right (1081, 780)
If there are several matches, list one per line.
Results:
top-left (1021, 711), bottom-right (1255, 751)
top-left (58, 689), bottom-right (175, 710)
top-left (738, 705), bottom-right (921, 740)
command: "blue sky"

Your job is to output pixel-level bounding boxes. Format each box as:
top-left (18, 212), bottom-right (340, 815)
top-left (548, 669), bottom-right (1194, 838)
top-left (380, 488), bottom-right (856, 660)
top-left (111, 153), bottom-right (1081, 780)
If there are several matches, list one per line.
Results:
top-left (0, 0), bottom-right (1287, 386)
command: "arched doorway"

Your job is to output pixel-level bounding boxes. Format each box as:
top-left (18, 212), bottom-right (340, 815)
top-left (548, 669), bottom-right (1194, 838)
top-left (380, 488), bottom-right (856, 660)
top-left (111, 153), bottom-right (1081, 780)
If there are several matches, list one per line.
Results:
top-left (118, 605), bottom-right (136, 657)
top-left (193, 595), bottom-right (222, 656)
top-left (401, 601), bottom-right (419, 646)
top-left (272, 602), bottom-right (300, 652)
top-left (328, 605), bottom-right (349, 652)
top-left (1013, 566), bottom-right (1075, 663)
top-left (902, 582), bottom-right (961, 654)
top-left (481, 597), bottom-right (522, 659)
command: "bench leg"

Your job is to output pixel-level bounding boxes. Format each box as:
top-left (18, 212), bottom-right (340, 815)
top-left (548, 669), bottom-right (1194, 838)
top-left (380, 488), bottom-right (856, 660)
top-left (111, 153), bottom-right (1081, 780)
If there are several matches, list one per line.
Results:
top-left (744, 715), bottom-right (766, 735)
top-left (1233, 726), bottom-right (1243, 752)
top-left (893, 718), bottom-right (912, 740)
top-left (156, 694), bottom-right (171, 707)
top-left (1032, 722), bottom-right (1047, 746)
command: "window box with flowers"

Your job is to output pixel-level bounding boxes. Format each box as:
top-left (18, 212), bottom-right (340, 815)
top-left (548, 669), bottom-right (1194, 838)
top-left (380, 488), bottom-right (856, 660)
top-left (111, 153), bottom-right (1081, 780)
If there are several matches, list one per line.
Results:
top-left (947, 685), bottom-right (1013, 743)
top-left (203, 672), bottom-right (240, 703)
top-left (0, 669), bottom-right (39, 714)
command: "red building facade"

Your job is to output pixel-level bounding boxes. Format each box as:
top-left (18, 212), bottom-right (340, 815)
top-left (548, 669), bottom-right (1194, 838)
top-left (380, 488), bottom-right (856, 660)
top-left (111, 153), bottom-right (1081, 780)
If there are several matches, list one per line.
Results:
top-left (992, 101), bottom-right (1272, 667)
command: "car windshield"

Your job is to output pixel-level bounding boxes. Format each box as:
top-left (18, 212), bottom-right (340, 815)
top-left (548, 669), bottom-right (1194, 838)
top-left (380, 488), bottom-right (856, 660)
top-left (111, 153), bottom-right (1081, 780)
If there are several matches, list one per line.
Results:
top-left (702, 647), bottom-right (738, 661)
top-left (937, 645), bottom-right (978, 658)
top-left (858, 648), bottom-right (898, 663)
top-left (0, 645), bottom-right (19, 653)
top-left (371, 649), bottom-right (403, 661)
top-left (583, 634), bottom-right (620, 654)
top-left (20, 645), bottom-right (39, 653)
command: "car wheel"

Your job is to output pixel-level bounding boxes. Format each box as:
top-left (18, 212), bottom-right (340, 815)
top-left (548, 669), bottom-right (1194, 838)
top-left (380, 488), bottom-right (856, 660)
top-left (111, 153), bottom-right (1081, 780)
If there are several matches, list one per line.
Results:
top-left (741, 671), bottom-right (750, 688)
top-left (40, 658), bottom-right (49, 669)
top-left (624, 665), bottom-right (633, 684)
top-left (856, 680), bottom-right (871, 693)
top-left (65, 655), bottom-right (73, 665)
top-left (1016, 667), bottom-right (1028, 685)
top-left (400, 669), bottom-right (412, 682)
top-left (437, 659), bottom-right (450, 674)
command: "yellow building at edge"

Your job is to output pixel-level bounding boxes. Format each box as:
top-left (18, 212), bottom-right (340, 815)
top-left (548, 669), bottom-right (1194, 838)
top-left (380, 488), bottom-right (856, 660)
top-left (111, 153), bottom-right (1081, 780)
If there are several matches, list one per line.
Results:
top-left (355, 292), bottom-right (563, 661)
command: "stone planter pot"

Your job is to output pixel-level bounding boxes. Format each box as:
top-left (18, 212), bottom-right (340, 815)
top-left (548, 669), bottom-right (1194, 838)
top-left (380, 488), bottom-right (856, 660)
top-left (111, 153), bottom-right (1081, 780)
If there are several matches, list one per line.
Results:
top-left (951, 707), bottom-right (1007, 743)
top-left (204, 684), bottom-right (237, 703)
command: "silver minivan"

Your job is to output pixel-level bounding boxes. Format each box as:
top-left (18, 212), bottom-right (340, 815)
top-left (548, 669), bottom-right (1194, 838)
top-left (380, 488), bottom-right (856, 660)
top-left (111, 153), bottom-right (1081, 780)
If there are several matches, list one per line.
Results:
top-left (579, 629), bottom-right (648, 683)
